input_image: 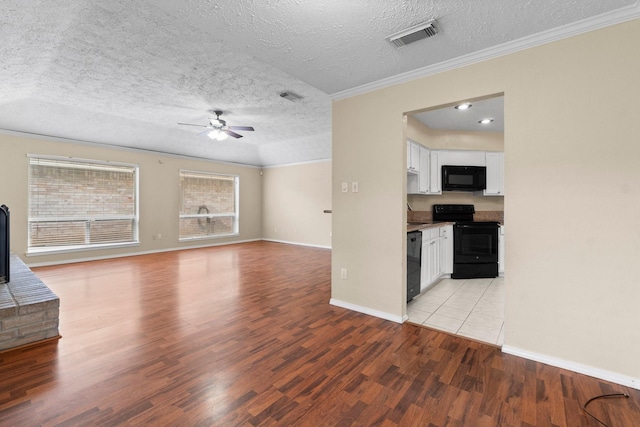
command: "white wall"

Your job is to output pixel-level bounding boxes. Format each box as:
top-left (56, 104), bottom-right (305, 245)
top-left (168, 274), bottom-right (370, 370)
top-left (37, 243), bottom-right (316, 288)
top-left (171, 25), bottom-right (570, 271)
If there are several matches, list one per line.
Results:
top-left (262, 160), bottom-right (332, 248)
top-left (332, 20), bottom-right (640, 386)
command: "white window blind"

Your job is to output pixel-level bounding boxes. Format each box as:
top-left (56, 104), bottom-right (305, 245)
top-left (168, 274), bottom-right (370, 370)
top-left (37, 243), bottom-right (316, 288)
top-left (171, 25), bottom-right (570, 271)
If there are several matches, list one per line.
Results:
top-left (179, 170), bottom-right (239, 240)
top-left (28, 156), bottom-right (139, 253)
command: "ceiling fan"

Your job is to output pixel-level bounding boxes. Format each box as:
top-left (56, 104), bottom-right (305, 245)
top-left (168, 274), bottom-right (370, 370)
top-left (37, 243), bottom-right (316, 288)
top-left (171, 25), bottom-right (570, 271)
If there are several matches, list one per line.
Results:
top-left (178, 110), bottom-right (255, 141)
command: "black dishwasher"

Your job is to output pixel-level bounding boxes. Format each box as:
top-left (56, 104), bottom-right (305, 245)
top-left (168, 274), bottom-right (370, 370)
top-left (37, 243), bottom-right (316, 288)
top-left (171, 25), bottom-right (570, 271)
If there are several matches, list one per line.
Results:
top-left (407, 231), bottom-right (421, 302)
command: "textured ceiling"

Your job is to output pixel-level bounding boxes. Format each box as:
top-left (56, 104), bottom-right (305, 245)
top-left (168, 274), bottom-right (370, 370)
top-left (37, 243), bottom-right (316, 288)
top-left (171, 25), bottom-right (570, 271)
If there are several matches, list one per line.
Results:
top-left (0, 1), bottom-right (637, 166)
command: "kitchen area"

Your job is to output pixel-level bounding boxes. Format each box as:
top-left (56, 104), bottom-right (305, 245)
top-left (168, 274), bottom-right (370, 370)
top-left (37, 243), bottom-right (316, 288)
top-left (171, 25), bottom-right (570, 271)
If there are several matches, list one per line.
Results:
top-left (405, 95), bottom-right (505, 346)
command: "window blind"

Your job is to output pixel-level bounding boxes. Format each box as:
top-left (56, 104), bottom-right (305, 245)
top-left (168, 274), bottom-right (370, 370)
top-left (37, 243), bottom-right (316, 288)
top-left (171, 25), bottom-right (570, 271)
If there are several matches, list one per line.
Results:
top-left (179, 170), bottom-right (239, 240)
top-left (28, 156), bottom-right (139, 252)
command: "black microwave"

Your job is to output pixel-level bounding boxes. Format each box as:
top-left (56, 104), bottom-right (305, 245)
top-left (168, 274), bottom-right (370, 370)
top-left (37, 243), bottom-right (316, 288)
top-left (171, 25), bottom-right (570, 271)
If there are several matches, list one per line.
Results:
top-left (441, 165), bottom-right (486, 191)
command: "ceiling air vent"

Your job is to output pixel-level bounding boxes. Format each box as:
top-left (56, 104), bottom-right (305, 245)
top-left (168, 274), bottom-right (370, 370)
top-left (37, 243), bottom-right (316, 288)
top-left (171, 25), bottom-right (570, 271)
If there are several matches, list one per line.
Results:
top-left (387, 20), bottom-right (438, 48)
top-left (280, 91), bottom-right (303, 102)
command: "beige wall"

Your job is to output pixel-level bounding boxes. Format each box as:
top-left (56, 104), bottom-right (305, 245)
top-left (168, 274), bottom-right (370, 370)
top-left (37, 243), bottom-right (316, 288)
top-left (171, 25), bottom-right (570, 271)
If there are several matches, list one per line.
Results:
top-left (262, 160), bottom-right (332, 248)
top-left (332, 19), bottom-right (640, 383)
top-left (0, 133), bottom-right (263, 265)
top-left (407, 115), bottom-right (504, 151)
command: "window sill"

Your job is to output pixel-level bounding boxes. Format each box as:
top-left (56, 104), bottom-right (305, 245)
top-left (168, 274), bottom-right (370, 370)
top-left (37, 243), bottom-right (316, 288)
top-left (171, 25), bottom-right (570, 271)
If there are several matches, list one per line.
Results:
top-left (178, 233), bottom-right (239, 242)
top-left (27, 242), bottom-right (140, 257)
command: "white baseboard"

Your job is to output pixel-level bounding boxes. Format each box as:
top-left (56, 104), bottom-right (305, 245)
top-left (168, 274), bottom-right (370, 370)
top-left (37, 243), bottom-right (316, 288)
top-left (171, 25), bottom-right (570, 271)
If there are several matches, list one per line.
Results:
top-left (25, 238), bottom-right (330, 267)
top-left (26, 238), bottom-right (263, 267)
top-left (502, 345), bottom-right (640, 391)
top-left (329, 298), bottom-right (404, 323)
top-left (262, 238), bottom-right (331, 250)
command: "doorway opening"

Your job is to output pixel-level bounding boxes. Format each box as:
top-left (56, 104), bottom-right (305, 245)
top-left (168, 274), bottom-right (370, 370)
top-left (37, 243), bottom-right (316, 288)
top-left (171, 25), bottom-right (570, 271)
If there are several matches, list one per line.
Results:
top-left (404, 93), bottom-right (505, 346)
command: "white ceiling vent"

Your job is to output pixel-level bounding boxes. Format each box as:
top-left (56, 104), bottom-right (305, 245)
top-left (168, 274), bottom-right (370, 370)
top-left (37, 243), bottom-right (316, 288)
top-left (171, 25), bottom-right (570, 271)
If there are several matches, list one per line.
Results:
top-left (387, 20), bottom-right (438, 48)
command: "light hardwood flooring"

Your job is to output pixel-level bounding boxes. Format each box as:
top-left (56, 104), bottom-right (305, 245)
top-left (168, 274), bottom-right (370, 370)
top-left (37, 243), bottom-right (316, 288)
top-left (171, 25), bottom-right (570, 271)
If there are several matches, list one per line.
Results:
top-left (407, 277), bottom-right (505, 346)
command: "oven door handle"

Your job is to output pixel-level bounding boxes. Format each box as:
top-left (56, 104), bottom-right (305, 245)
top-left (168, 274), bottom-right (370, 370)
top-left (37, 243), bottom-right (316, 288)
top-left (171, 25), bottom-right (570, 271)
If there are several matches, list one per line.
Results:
top-left (455, 224), bottom-right (498, 229)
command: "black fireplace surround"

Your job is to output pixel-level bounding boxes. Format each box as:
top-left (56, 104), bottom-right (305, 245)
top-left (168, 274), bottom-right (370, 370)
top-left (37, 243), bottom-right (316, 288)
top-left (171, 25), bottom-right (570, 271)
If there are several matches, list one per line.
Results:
top-left (0, 205), bottom-right (9, 284)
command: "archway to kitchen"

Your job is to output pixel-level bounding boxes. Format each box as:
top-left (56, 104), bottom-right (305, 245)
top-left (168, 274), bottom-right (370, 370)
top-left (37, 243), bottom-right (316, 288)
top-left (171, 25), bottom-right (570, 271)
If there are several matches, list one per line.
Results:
top-left (404, 93), bottom-right (505, 346)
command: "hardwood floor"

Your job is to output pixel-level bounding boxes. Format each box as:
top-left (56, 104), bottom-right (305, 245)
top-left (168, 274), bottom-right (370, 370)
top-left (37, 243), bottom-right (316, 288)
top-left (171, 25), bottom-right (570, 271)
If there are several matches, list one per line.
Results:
top-left (1, 241), bottom-right (639, 426)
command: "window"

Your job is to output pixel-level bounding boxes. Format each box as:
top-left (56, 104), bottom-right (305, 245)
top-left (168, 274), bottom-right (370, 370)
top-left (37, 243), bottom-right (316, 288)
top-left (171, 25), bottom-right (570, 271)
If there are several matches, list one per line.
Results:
top-left (28, 155), bottom-right (139, 253)
top-left (179, 170), bottom-right (239, 240)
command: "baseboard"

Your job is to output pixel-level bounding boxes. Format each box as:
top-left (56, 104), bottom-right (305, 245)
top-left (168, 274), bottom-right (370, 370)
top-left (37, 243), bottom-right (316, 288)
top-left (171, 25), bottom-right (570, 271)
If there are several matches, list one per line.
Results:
top-left (25, 238), bottom-right (330, 268)
top-left (502, 345), bottom-right (640, 390)
top-left (26, 238), bottom-right (263, 267)
top-left (262, 238), bottom-right (331, 250)
top-left (329, 298), bottom-right (404, 323)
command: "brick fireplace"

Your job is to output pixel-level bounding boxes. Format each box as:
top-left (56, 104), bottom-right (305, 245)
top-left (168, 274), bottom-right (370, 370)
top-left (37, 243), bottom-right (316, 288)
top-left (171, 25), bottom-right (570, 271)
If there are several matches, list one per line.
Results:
top-left (0, 255), bottom-right (60, 351)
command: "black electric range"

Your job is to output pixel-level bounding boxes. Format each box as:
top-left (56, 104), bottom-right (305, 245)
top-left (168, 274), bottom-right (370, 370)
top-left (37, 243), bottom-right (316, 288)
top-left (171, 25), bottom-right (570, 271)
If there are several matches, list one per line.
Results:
top-left (433, 204), bottom-right (499, 279)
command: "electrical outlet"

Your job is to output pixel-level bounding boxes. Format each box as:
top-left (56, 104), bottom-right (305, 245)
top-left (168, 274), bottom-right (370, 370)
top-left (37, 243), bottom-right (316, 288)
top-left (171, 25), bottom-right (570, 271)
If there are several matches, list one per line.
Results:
top-left (341, 182), bottom-right (348, 193)
top-left (341, 268), bottom-right (348, 280)
top-left (351, 181), bottom-right (359, 193)
top-left (157, 233), bottom-right (162, 240)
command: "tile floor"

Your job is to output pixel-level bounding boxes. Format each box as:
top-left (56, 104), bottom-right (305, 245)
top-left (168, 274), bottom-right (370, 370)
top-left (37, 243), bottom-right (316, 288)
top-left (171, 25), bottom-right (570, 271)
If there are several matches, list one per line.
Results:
top-left (406, 276), bottom-right (505, 346)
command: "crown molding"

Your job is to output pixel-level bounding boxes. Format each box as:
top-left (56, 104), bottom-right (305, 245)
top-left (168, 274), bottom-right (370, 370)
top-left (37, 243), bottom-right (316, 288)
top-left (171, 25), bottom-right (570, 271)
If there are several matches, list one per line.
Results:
top-left (331, 2), bottom-right (640, 101)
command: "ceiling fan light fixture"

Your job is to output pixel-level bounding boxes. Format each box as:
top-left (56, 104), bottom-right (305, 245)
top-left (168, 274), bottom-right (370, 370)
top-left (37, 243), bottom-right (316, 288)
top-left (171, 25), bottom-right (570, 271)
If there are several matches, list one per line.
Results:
top-left (208, 129), bottom-right (228, 141)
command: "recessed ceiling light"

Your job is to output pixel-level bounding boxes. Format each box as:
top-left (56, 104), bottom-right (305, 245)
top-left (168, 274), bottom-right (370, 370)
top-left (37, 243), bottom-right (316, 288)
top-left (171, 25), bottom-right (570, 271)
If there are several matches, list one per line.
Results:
top-left (455, 103), bottom-right (472, 110)
top-left (478, 118), bottom-right (494, 125)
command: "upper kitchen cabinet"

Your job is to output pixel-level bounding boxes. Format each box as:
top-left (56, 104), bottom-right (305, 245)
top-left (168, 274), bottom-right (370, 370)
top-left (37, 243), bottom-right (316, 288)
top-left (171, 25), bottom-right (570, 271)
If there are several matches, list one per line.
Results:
top-left (408, 142), bottom-right (442, 195)
top-left (407, 140), bottom-right (420, 174)
top-left (428, 150), bottom-right (441, 194)
top-left (407, 140), bottom-right (421, 194)
top-left (484, 151), bottom-right (505, 196)
top-left (418, 146), bottom-right (430, 194)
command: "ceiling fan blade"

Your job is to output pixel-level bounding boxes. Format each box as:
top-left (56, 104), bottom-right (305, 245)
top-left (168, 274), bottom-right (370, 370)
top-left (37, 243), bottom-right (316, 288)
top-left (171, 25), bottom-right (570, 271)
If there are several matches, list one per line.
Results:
top-left (228, 125), bottom-right (254, 131)
top-left (224, 129), bottom-right (243, 139)
top-left (178, 122), bottom-right (210, 128)
top-left (198, 129), bottom-right (212, 136)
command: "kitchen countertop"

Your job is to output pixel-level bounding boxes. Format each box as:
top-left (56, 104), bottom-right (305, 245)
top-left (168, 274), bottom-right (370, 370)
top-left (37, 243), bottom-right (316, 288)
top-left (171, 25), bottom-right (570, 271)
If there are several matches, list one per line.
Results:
top-left (407, 222), bottom-right (454, 233)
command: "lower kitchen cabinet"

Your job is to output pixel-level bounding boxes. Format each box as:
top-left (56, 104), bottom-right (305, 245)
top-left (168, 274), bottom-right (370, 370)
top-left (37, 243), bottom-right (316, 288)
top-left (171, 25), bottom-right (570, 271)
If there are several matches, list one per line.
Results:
top-left (420, 225), bottom-right (452, 291)
top-left (441, 225), bottom-right (453, 274)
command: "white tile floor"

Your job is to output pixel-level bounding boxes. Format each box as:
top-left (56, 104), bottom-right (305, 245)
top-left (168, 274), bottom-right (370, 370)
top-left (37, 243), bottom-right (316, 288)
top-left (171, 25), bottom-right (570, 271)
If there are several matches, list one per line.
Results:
top-left (406, 276), bottom-right (505, 346)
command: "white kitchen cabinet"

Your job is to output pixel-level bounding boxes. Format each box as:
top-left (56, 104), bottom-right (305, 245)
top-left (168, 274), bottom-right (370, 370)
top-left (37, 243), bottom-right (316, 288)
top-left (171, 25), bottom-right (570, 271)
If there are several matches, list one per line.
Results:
top-left (420, 225), bottom-right (452, 291)
top-left (418, 146), bottom-right (430, 194)
top-left (420, 231), bottom-right (431, 291)
top-left (441, 225), bottom-right (453, 274)
top-left (428, 150), bottom-right (441, 194)
top-left (428, 228), bottom-right (441, 284)
top-left (408, 143), bottom-right (437, 195)
top-left (484, 151), bottom-right (505, 196)
top-left (407, 141), bottom-right (422, 194)
top-left (407, 140), bottom-right (420, 173)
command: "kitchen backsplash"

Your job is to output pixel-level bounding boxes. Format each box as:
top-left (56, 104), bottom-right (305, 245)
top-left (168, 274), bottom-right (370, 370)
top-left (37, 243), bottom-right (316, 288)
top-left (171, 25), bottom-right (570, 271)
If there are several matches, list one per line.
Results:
top-left (408, 210), bottom-right (504, 224)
